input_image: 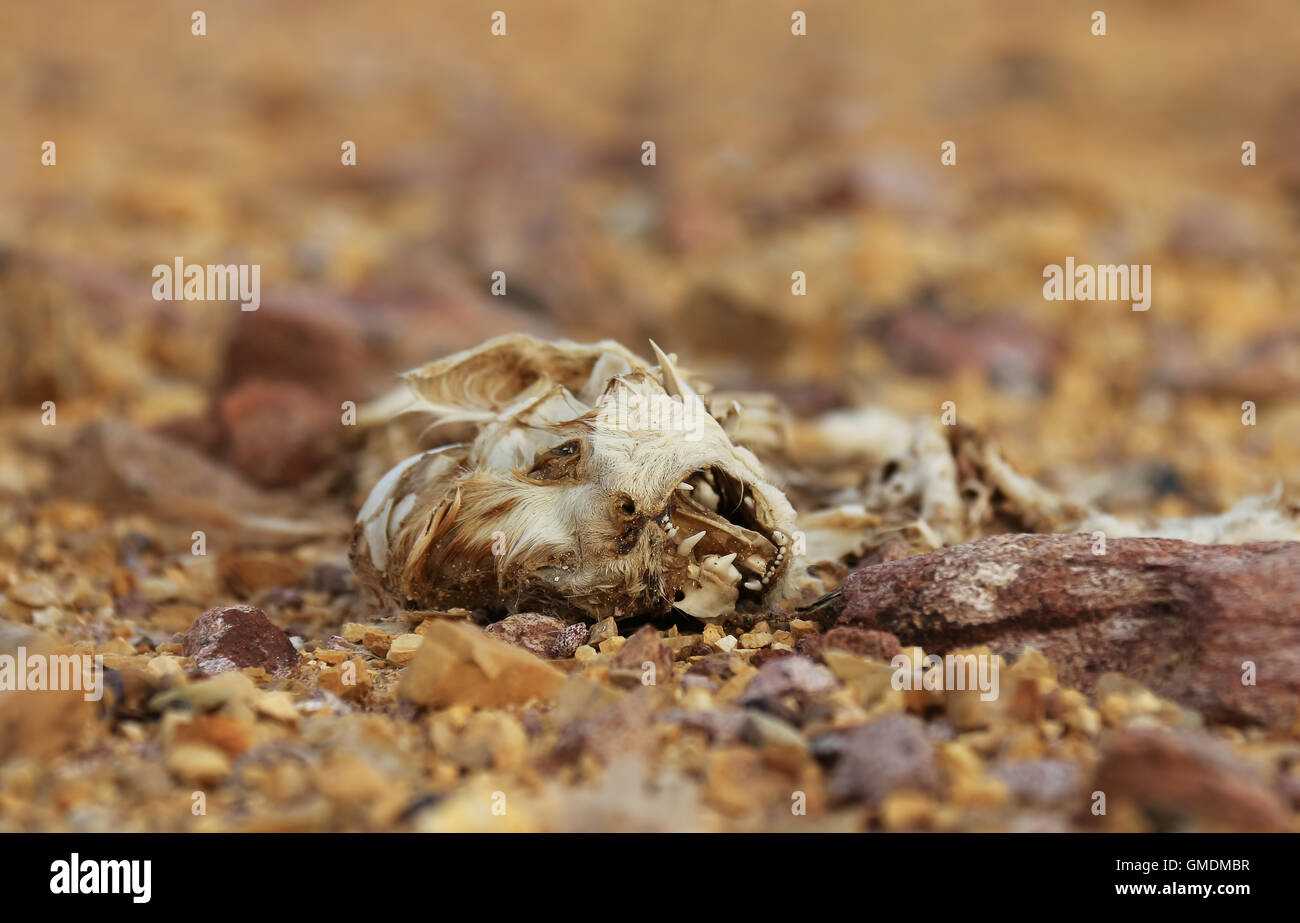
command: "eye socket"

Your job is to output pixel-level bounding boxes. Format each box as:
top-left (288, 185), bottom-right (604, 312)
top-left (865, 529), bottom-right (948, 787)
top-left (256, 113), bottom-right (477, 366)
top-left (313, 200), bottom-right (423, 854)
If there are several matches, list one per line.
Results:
top-left (524, 439), bottom-right (584, 482)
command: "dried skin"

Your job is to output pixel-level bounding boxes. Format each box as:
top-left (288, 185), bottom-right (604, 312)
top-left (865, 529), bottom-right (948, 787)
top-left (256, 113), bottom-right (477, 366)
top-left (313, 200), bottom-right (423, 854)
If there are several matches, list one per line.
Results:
top-left (786, 412), bottom-right (1299, 564)
top-left (351, 335), bottom-right (800, 622)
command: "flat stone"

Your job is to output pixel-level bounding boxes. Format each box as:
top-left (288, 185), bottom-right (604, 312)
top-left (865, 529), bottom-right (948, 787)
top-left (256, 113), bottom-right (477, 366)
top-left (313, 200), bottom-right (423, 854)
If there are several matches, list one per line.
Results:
top-left (399, 620), bottom-right (565, 708)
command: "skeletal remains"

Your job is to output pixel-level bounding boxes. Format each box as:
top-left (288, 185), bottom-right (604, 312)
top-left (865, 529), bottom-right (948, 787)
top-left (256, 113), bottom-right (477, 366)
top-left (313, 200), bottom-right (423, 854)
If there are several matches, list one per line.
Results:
top-left (351, 335), bottom-right (800, 622)
top-left (351, 335), bottom-right (1300, 624)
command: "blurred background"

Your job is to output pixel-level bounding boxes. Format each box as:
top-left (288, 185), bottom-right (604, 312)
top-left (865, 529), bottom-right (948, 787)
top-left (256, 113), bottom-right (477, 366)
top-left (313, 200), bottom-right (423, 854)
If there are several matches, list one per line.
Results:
top-left (2, 0), bottom-right (1299, 518)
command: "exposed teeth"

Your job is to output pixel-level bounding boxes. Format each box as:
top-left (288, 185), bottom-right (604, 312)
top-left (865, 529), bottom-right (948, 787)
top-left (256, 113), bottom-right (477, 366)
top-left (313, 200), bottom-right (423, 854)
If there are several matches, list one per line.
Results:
top-left (693, 479), bottom-right (721, 512)
top-left (666, 466), bottom-right (790, 614)
top-left (649, 339), bottom-right (694, 401)
top-left (701, 552), bottom-right (741, 584)
top-left (657, 513), bottom-right (678, 539)
top-left (676, 530), bottom-right (706, 556)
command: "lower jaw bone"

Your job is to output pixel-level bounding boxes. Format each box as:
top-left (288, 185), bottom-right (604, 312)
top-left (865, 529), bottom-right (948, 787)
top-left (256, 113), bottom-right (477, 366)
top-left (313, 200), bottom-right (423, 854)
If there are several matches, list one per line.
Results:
top-left (673, 553), bottom-right (743, 621)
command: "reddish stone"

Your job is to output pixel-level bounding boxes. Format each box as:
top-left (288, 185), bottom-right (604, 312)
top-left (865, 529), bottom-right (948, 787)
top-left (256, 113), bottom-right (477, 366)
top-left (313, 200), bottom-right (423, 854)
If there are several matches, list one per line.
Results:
top-left (182, 605), bottom-right (298, 678)
top-left (838, 534), bottom-right (1300, 728)
top-left (869, 305), bottom-right (1061, 391)
top-left (1092, 729), bottom-right (1288, 832)
top-left (218, 379), bottom-right (341, 487)
top-left (749, 647), bottom-right (795, 669)
top-left (219, 288), bottom-right (550, 404)
top-left (611, 625), bottom-right (674, 684)
top-left (686, 652), bottom-right (740, 681)
top-left (798, 626), bottom-right (901, 663)
top-left (483, 613), bottom-right (589, 660)
top-left (739, 654), bottom-right (838, 722)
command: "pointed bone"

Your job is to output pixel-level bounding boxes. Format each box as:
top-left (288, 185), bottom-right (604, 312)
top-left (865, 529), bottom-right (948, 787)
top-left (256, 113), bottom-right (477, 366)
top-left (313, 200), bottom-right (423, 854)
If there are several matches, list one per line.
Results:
top-left (649, 339), bottom-right (694, 401)
top-left (677, 530), bottom-right (707, 556)
top-left (720, 400), bottom-right (743, 437)
top-left (702, 552), bottom-right (742, 584)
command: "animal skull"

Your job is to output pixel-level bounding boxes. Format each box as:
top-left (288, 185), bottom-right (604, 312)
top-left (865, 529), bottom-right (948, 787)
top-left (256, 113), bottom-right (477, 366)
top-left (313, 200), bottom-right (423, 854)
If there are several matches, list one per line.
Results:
top-left (350, 335), bottom-right (800, 622)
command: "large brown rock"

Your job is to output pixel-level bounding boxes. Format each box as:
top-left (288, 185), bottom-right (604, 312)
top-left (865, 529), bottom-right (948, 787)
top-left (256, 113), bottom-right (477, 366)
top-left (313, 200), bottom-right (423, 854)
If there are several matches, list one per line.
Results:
top-left (838, 534), bottom-right (1300, 728)
top-left (217, 379), bottom-right (342, 487)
